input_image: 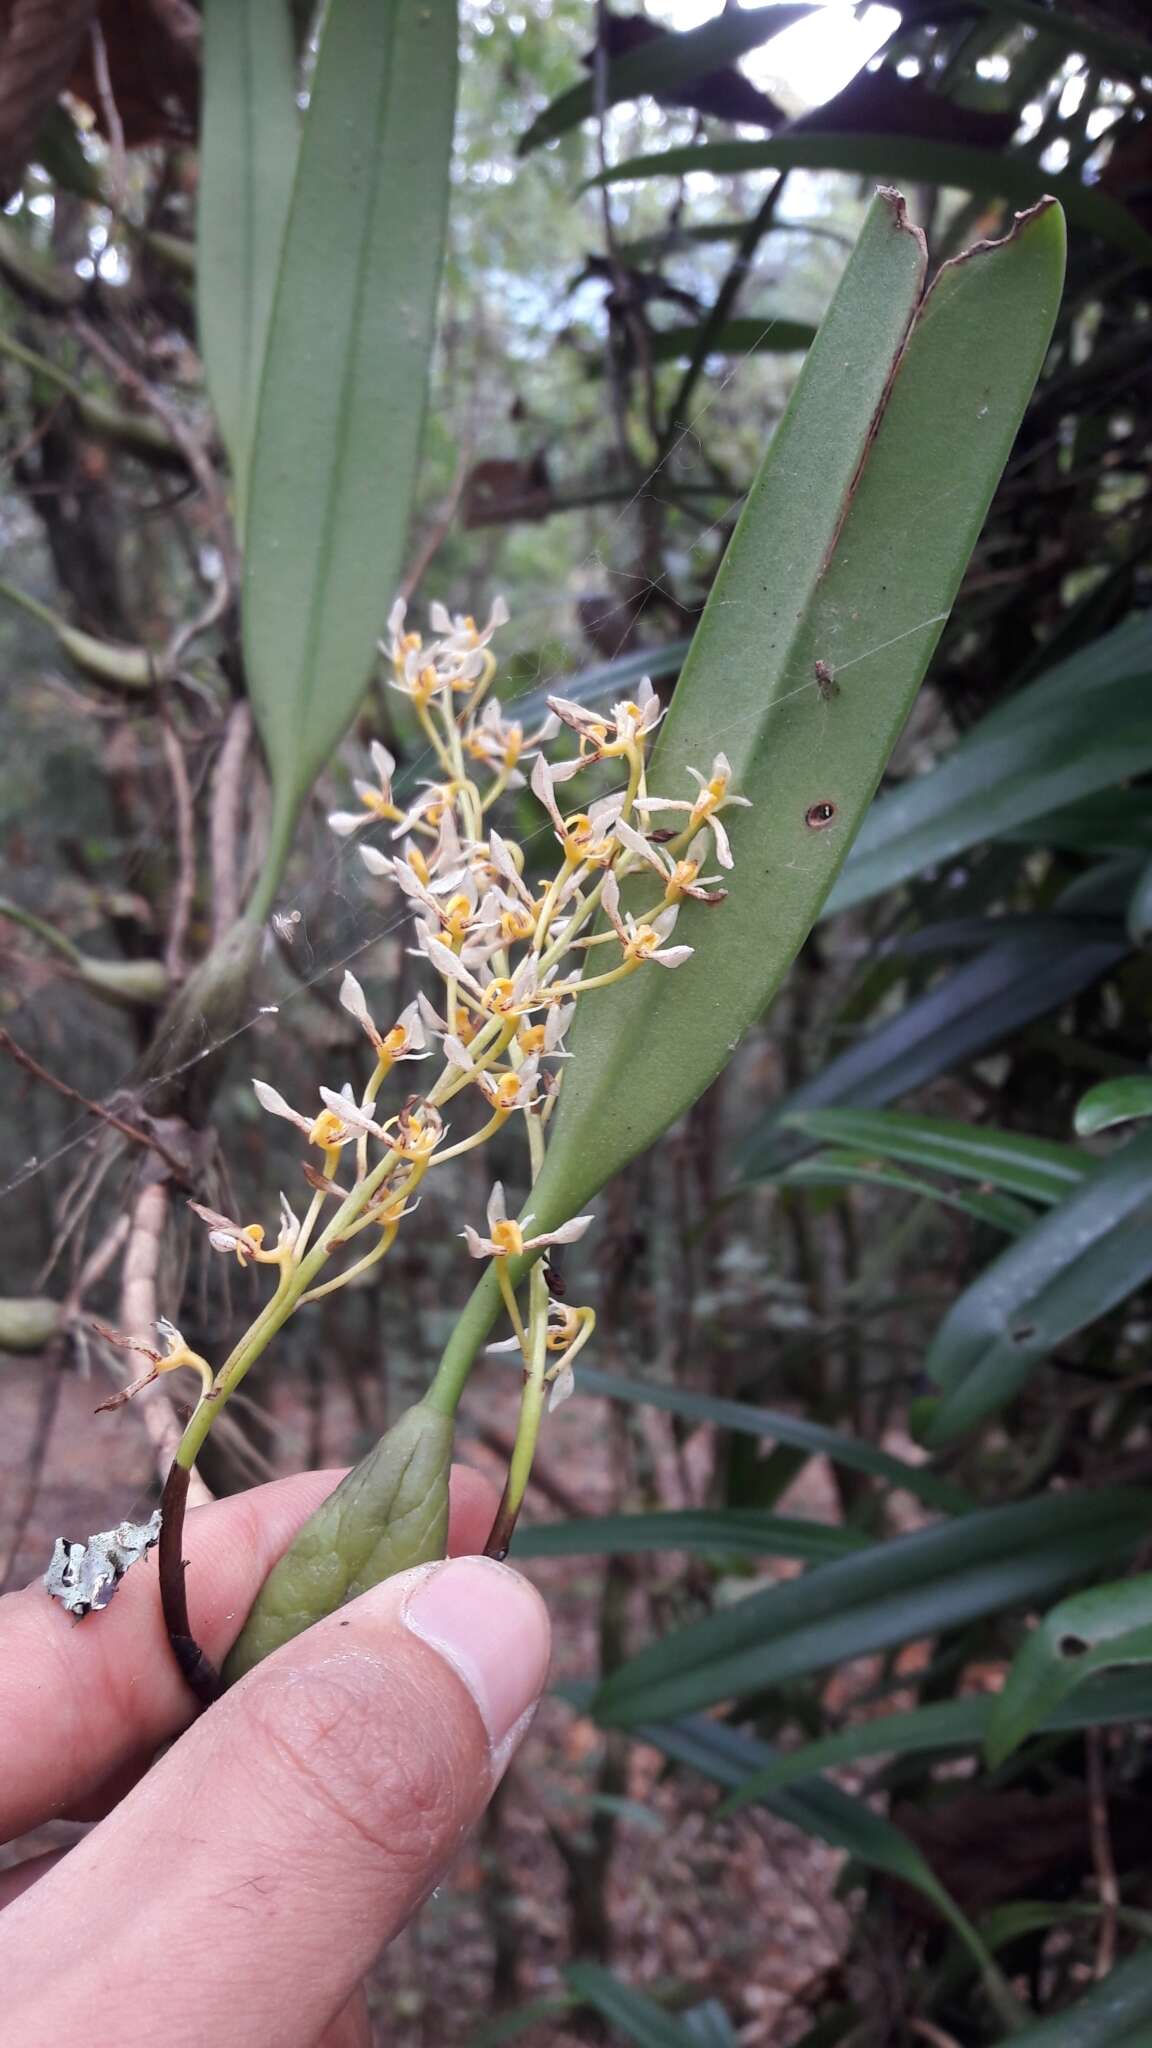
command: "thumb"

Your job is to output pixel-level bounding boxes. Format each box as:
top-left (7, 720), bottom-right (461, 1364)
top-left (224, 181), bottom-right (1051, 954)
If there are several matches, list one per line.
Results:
top-left (1, 1556), bottom-right (551, 2048)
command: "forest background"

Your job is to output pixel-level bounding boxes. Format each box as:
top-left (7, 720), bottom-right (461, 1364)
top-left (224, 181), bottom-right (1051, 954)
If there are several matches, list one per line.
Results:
top-left (2, 2), bottom-right (1152, 2043)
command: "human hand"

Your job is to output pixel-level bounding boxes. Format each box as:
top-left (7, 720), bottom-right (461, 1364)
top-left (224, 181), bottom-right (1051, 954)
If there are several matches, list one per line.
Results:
top-left (0, 1466), bottom-right (550, 2047)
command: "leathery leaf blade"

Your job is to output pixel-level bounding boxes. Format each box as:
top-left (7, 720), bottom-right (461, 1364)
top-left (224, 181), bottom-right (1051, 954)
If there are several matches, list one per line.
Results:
top-left (243, 0), bottom-right (457, 867)
top-left (984, 1573), bottom-right (1152, 1768)
top-left (525, 194), bottom-right (1065, 1239)
top-left (223, 1400), bottom-right (453, 1683)
top-left (563, 1964), bottom-right (702, 2048)
top-left (591, 1488), bottom-right (1149, 1729)
top-left (919, 1123), bottom-right (1152, 1447)
top-left (825, 616), bottom-right (1152, 919)
top-left (781, 1108), bottom-right (1090, 1205)
top-left (517, 4), bottom-right (812, 156)
top-left (197, 0), bottom-right (298, 513)
top-left (718, 1670), bottom-right (1152, 1806)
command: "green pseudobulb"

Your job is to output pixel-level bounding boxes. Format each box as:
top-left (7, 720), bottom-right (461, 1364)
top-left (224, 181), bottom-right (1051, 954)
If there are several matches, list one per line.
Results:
top-left (223, 1400), bottom-right (453, 1684)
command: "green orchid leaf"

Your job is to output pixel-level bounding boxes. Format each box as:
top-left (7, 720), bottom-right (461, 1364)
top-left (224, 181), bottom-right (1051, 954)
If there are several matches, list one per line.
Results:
top-left (584, 134), bottom-right (1151, 265)
top-left (564, 1965), bottom-right (702, 2048)
top-left (782, 1108), bottom-right (1089, 1205)
top-left (513, 1507), bottom-right (862, 1564)
top-left (1074, 1078), bottom-right (1152, 1137)
top-left (985, 1575), bottom-right (1152, 1768)
top-left (999, 789), bottom-right (1152, 860)
top-left (919, 1125), bottom-right (1152, 1447)
top-left (1127, 853), bottom-right (1152, 944)
top-left (738, 912), bottom-right (1126, 1180)
top-left (591, 1488), bottom-right (1152, 1729)
top-left (521, 194), bottom-right (1065, 1245)
top-left (198, 0), bottom-right (298, 514)
top-left (825, 611), bottom-right (1152, 918)
top-left (718, 1670), bottom-right (1152, 1806)
top-left (468, 1999), bottom-right (576, 2048)
top-left (517, 4), bottom-right (812, 156)
top-left (242, 0), bottom-right (458, 885)
top-left (571, 1364), bottom-right (972, 1514)
top-left (778, 1148), bottom-right (1036, 1234)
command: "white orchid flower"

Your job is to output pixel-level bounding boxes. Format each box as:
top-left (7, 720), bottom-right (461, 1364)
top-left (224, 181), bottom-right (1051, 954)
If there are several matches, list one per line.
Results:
top-left (613, 819), bottom-right (726, 905)
top-left (461, 1180), bottom-right (594, 1260)
top-left (636, 751), bottom-right (751, 870)
top-left (327, 742), bottom-right (400, 836)
top-left (600, 872), bottom-right (694, 969)
top-left (253, 1077), bottom-right (361, 1150)
top-left (188, 1200), bottom-right (267, 1267)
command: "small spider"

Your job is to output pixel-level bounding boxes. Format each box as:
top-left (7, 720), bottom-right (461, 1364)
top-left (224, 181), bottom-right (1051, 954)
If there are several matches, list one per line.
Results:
top-left (272, 909), bottom-right (302, 945)
top-left (813, 659), bottom-right (840, 702)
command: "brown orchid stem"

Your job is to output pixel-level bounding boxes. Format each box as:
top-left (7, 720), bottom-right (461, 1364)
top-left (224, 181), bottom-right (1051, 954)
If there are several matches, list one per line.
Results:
top-left (158, 1462), bottom-right (221, 1706)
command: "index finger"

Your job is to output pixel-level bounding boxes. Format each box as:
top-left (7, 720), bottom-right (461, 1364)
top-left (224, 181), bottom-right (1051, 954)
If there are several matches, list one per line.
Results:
top-left (0, 1462), bottom-right (497, 1843)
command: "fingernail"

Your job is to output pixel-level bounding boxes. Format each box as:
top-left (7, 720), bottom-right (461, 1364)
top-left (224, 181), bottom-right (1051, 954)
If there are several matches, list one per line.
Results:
top-left (403, 1556), bottom-right (550, 1759)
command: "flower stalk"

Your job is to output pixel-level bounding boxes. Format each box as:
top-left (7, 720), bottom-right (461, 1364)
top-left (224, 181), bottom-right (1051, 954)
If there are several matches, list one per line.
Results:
top-left (102, 595), bottom-right (744, 1691)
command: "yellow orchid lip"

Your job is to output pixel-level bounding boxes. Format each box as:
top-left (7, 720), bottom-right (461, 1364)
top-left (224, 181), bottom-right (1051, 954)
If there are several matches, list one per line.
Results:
top-left (491, 1218), bottom-right (525, 1256)
top-left (308, 1108), bottom-right (349, 1148)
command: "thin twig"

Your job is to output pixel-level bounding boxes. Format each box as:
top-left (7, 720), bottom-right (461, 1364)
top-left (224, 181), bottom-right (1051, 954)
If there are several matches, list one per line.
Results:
top-left (1087, 1728), bottom-right (1119, 1977)
top-left (71, 1210), bottom-right (133, 1304)
top-left (658, 170), bottom-right (788, 466)
top-left (71, 315), bottom-right (237, 590)
top-left (117, 1179), bottom-right (212, 1507)
top-left (209, 701), bottom-right (252, 942)
top-left (159, 719), bottom-right (196, 981)
top-left (0, 1028), bottom-right (193, 1183)
top-left (88, 21), bottom-right (127, 211)
top-left (36, 1129), bottom-right (125, 1290)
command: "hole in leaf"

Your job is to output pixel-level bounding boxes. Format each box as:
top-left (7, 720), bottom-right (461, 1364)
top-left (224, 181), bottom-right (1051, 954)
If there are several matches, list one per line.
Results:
top-left (1059, 1634), bottom-right (1090, 1658)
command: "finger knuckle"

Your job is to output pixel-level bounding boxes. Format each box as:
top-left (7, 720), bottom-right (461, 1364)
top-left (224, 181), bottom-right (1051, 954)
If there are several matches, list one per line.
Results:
top-left (246, 1654), bottom-right (470, 1878)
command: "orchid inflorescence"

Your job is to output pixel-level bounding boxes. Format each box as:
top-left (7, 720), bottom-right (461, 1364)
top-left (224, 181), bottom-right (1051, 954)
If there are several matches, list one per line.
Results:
top-left (118, 596), bottom-right (747, 1536)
